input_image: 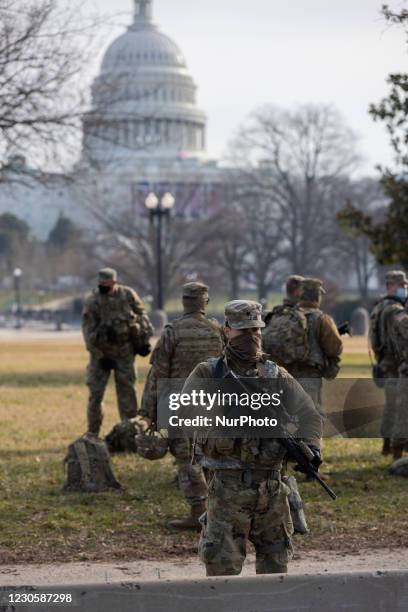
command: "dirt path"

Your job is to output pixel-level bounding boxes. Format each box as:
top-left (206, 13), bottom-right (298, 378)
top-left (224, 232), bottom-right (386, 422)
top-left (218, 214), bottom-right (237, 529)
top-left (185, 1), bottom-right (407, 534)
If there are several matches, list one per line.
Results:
top-left (0, 548), bottom-right (407, 586)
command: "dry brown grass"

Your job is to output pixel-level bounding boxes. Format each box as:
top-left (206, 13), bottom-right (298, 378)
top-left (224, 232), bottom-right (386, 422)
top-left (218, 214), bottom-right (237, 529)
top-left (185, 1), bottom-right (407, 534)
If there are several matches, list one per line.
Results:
top-left (0, 335), bottom-right (406, 564)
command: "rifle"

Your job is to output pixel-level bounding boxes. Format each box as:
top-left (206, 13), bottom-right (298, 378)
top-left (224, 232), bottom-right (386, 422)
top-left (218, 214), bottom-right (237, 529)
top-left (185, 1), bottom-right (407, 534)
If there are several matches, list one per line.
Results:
top-left (337, 321), bottom-right (352, 336)
top-left (224, 368), bottom-right (337, 500)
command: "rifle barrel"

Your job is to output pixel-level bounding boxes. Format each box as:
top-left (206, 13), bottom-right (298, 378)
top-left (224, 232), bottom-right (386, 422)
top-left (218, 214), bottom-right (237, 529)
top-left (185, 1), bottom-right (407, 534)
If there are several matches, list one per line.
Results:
top-left (312, 470), bottom-right (337, 500)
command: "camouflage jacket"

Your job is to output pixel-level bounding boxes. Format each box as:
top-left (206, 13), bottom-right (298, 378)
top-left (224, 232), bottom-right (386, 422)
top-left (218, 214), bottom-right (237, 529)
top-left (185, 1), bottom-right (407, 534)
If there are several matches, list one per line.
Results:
top-left (389, 307), bottom-right (408, 375)
top-left (370, 295), bottom-right (405, 373)
top-left (288, 300), bottom-right (343, 378)
top-left (183, 357), bottom-right (322, 470)
top-left (81, 285), bottom-right (153, 359)
top-left (140, 312), bottom-right (223, 420)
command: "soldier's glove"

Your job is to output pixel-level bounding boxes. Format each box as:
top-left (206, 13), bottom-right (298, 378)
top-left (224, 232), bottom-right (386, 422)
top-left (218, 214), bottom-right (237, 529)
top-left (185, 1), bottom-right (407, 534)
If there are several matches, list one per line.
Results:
top-left (294, 446), bottom-right (322, 473)
top-left (136, 342), bottom-right (152, 357)
top-left (99, 357), bottom-right (116, 371)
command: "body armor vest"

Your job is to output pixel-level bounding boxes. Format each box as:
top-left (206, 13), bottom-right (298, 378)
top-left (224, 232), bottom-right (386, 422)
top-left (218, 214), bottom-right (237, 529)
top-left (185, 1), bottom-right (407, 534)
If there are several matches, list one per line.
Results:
top-left (169, 313), bottom-right (223, 379)
top-left (196, 357), bottom-right (287, 470)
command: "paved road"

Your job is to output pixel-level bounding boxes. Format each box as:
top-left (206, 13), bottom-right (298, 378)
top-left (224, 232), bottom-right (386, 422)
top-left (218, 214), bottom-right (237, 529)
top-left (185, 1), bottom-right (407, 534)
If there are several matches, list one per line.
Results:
top-left (0, 548), bottom-right (406, 586)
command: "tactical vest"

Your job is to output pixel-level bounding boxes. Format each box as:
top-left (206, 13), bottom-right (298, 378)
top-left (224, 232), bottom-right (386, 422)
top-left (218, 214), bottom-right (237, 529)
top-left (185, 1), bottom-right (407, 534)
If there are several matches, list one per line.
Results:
top-left (91, 286), bottom-right (142, 352)
top-left (169, 313), bottom-right (223, 379)
top-left (196, 357), bottom-right (287, 470)
top-left (370, 296), bottom-right (404, 363)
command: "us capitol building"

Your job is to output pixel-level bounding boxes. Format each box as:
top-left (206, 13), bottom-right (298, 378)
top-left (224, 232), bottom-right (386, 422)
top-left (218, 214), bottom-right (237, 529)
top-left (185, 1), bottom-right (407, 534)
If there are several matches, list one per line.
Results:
top-left (0, 0), bottom-right (225, 239)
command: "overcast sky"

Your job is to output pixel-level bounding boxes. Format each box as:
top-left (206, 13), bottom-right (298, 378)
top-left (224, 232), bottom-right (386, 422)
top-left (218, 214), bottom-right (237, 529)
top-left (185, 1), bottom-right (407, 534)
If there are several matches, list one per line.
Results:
top-left (83, 0), bottom-right (407, 175)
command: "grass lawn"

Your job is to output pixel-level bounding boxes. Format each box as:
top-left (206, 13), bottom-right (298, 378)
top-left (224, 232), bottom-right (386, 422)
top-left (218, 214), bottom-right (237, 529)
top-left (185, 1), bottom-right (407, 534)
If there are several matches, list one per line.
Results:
top-left (0, 336), bottom-right (406, 564)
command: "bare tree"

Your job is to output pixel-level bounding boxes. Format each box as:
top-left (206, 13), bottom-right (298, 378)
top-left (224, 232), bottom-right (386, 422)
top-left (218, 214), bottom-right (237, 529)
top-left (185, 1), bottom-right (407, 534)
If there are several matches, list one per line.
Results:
top-left (229, 104), bottom-right (360, 276)
top-left (336, 177), bottom-right (386, 303)
top-left (77, 176), bottom-right (219, 307)
top-left (201, 196), bottom-right (249, 300)
top-left (0, 0), bottom-right (102, 176)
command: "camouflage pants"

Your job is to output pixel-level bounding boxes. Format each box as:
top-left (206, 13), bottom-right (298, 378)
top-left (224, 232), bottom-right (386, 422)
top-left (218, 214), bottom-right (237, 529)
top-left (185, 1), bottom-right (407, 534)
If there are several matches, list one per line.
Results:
top-left (169, 438), bottom-right (208, 509)
top-left (391, 375), bottom-right (408, 448)
top-left (381, 376), bottom-right (398, 440)
top-left (86, 354), bottom-right (137, 435)
top-left (199, 470), bottom-right (293, 576)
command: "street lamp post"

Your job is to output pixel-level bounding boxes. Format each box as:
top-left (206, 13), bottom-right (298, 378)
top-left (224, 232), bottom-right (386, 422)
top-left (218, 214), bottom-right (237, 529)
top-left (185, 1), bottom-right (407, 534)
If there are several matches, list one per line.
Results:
top-left (145, 192), bottom-right (175, 311)
top-left (13, 267), bottom-right (22, 329)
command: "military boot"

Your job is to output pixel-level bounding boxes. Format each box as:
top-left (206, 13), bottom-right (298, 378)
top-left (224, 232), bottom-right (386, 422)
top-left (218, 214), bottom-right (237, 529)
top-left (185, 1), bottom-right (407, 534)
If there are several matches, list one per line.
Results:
top-left (392, 444), bottom-right (404, 461)
top-left (382, 438), bottom-right (391, 456)
top-left (166, 503), bottom-right (206, 531)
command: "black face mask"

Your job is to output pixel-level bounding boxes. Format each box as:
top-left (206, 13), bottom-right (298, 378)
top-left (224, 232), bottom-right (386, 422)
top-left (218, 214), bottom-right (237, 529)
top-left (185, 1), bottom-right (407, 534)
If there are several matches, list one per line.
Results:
top-left (98, 285), bottom-right (111, 295)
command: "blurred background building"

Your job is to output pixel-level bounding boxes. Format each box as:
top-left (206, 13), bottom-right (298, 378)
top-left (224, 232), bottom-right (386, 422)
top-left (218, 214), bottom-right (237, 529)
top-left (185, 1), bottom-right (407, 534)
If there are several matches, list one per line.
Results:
top-left (0, 0), bottom-right (225, 237)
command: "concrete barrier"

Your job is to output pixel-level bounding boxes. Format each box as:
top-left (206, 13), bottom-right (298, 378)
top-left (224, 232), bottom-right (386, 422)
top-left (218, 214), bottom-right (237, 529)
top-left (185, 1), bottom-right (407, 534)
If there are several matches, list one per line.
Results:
top-left (1, 571), bottom-right (407, 612)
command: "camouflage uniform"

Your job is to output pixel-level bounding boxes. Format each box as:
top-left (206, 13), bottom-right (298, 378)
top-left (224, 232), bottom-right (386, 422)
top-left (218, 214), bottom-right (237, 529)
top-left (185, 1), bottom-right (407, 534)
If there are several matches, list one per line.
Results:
top-left (388, 300), bottom-right (408, 458)
top-left (287, 279), bottom-right (342, 416)
top-left (262, 275), bottom-right (304, 366)
top-left (370, 271), bottom-right (408, 450)
top-left (140, 282), bottom-right (224, 528)
top-left (82, 268), bottom-right (153, 436)
top-left (263, 275), bottom-right (304, 325)
top-left (183, 300), bottom-right (322, 576)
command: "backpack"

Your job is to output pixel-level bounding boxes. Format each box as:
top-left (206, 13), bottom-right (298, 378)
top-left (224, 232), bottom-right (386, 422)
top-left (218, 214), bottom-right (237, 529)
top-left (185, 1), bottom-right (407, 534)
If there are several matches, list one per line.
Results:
top-left (104, 419), bottom-right (142, 454)
top-left (63, 435), bottom-right (122, 493)
top-left (389, 458), bottom-right (408, 478)
top-left (262, 307), bottom-right (310, 366)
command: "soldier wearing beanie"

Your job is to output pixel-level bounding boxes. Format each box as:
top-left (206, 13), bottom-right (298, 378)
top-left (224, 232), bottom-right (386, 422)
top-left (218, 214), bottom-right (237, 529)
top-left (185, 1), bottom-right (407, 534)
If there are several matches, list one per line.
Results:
top-left (182, 300), bottom-right (322, 576)
top-left (140, 281), bottom-right (224, 530)
top-left (81, 268), bottom-right (153, 436)
top-left (370, 270), bottom-right (408, 456)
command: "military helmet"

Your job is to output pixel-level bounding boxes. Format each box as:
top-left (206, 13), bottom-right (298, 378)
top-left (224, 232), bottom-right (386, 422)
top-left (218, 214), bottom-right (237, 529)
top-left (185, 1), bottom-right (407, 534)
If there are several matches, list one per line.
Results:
top-left (136, 430), bottom-right (168, 461)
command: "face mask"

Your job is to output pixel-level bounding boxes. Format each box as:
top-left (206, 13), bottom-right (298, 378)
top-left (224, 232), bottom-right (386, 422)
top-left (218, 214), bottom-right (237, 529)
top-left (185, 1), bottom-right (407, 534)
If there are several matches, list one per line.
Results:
top-left (227, 329), bottom-right (263, 362)
top-left (396, 287), bottom-right (408, 300)
top-left (98, 285), bottom-right (111, 295)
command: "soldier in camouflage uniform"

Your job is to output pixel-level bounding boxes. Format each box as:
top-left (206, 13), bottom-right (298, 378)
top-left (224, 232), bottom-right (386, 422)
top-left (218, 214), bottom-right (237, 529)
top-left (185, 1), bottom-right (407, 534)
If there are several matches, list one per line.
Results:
top-left (370, 270), bottom-right (408, 455)
top-left (183, 300), bottom-right (322, 576)
top-left (289, 278), bottom-right (343, 416)
top-left (386, 279), bottom-right (408, 459)
top-left (140, 282), bottom-right (224, 529)
top-left (264, 275), bottom-right (304, 325)
top-left (82, 268), bottom-right (153, 436)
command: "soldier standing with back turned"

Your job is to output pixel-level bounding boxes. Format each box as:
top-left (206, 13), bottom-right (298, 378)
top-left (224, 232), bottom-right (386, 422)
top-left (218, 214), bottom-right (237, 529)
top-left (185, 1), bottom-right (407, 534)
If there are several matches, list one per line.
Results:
top-left (140, 282), bottom-right (224, 529)
top-left (264, 278), bottom-right (342, 416)
top-left (290, 278), bottom-right (342, 415)
top-left (263, 275), bottom-right (304, 326)
top-left (81, 268), bottom-right (153, 437)
top-left (370, 270), bottom-right (408, 455)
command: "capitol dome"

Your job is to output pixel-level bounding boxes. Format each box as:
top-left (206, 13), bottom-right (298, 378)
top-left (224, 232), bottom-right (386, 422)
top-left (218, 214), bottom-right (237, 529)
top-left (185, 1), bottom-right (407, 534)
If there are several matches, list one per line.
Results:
top-left (82, 0), bottom-right (207, 168)
top-left (101, 28), bottom-right (187, 72)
